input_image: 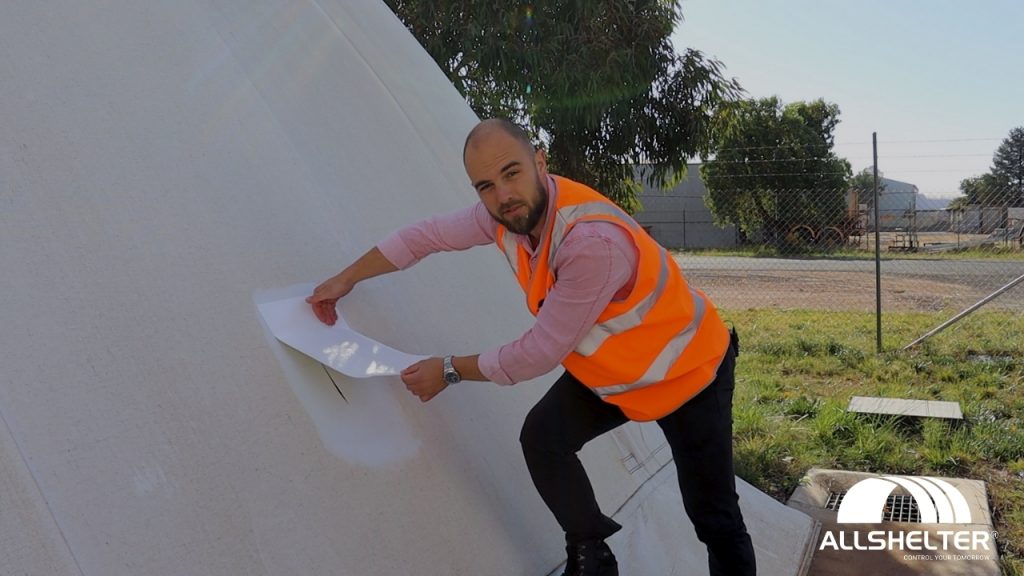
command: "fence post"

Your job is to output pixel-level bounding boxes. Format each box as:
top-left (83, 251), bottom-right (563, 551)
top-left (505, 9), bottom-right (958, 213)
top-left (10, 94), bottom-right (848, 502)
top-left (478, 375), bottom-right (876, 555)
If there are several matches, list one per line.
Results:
top-left (873, 133), bottom-right (882, 354)
top-left (681, 209), bottom-right (686, 250)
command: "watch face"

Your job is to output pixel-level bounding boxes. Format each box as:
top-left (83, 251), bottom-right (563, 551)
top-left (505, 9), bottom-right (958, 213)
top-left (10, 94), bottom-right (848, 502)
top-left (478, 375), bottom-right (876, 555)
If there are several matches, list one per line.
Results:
top-left (444, 371), bottom-right (461, 385)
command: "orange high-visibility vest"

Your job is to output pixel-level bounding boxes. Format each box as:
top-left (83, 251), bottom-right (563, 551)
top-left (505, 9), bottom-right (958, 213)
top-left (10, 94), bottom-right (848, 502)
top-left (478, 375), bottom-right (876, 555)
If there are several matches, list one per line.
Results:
top-left (495, 175), bottom-right (730, 421)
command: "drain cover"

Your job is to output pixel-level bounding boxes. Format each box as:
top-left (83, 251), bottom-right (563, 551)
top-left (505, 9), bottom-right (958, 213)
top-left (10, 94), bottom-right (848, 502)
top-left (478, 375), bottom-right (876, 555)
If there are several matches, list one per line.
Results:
top-left (826, 491), bottom-right (922, 523)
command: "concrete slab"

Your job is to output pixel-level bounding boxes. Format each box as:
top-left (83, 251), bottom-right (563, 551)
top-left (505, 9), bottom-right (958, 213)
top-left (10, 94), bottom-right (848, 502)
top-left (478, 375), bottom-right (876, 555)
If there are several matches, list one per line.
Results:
top-left (548, 464), bottom-right (819, 576)
top-left (848, 396), bottom-right (964, 420)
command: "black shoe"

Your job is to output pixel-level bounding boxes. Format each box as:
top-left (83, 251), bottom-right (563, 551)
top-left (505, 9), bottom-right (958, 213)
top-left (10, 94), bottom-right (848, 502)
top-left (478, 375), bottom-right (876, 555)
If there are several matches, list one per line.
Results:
top-left (561, 540), bottom-right (618, 576)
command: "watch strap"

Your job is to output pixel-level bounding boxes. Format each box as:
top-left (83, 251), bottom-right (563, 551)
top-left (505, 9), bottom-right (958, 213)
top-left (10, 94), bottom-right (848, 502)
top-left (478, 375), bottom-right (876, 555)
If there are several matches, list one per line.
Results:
top-left (443, 355), bottom-right (461, 384)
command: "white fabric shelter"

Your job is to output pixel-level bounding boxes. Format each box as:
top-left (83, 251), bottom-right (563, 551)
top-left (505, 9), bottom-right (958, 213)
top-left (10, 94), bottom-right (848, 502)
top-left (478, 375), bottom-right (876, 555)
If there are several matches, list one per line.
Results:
top-left (0, 1), bottom-right (817, 574)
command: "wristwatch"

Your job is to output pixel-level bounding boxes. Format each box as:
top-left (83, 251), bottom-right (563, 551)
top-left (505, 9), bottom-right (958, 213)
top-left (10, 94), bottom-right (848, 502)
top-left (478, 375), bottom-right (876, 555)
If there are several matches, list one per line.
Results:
top-left (442, 355), bottom-right (462, 385)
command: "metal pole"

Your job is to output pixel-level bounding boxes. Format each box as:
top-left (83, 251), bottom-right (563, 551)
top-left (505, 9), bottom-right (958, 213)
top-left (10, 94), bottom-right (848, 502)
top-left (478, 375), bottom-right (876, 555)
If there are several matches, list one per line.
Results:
top-left (873, 133), bottom-right (882, 353)
top-left (956, 209), bottom-right (961, 249)
top-left (903, 271), bottom-right (1024, 350)
top-left (681, 209), bottom-right (686, 250)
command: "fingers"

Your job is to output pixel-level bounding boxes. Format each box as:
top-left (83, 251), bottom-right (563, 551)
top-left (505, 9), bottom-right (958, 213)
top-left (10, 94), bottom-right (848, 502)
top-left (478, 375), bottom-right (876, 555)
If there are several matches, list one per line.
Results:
top-left (308, 299), bottom-right (337, 325)
top-left (306, 280), bottom-right (346, 325)
top-left (305, 283), bottom-right (330, 303)
top-left (305, 280), bottom-right (337, 306)
top-left (401, 362), bottom-right (445, 402)
top-left (307, 275), bottom-right (352, 303)
top-left (414, 387), bottom-right (441, 403)
top-left (321, 301), bottom-right (337, 324)
top-left (306, 283), bottom-right (338, 325)
top-left (421, 386), bottom-right (446, 403)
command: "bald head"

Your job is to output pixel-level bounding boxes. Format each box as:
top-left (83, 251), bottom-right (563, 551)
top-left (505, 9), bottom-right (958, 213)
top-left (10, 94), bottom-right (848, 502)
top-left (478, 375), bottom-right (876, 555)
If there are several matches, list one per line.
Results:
top-left (463, 118), bottom-right (535, 162)
top-left (461, 118), bottom-right (550, 239)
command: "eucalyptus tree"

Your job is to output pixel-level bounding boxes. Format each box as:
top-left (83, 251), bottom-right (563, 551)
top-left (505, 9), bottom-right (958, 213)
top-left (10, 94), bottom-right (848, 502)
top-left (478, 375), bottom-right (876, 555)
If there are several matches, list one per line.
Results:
top-left (700, 97), bottom-right (852, 243)
top-left (385, 0), bottom-right (741, 212)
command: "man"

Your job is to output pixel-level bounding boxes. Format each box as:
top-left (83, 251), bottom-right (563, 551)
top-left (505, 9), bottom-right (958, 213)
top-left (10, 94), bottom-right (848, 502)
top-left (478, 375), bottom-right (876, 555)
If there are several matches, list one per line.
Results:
top-left (307, 119), bottom-right (755, 576)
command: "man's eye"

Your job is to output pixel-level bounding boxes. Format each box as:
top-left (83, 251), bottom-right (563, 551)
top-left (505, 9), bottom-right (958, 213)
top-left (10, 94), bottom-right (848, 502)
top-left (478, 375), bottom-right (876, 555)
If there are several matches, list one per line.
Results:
top-left (507, 170), bottom-right (519, 178)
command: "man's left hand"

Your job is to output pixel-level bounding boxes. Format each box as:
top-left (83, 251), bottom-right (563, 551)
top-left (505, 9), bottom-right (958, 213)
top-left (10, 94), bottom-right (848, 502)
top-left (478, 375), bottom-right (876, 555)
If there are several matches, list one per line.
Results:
top-left (400, 357), bottom-right (447, 402)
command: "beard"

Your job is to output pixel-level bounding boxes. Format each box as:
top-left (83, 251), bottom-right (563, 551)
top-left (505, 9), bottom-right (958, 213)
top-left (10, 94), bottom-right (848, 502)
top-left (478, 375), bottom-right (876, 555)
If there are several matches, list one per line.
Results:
top-left (492, 175), bottom-right (548, 235)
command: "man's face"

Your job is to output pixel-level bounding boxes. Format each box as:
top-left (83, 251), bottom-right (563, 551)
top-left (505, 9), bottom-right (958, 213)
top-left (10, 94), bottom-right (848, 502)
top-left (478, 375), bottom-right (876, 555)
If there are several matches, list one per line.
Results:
top-left (464, 129), bottom-right (549, 236)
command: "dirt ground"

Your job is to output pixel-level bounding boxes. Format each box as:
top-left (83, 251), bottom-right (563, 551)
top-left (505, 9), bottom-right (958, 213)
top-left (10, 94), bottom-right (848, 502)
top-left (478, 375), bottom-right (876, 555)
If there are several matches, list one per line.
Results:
top-left (686, 270), bottom-right (1022, 313)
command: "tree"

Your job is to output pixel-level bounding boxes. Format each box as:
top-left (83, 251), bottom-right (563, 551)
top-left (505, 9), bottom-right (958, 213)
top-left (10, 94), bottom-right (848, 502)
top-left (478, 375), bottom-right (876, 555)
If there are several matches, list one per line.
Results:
top-left (699, 97), bottom-right (852, 244)
top-left (383, 1), bottom-right (741, 212)
top-left (991, 126), bottom-right (1024, 207)
top-left (946, 195), bottom-right (969, 213)
top-left (958, 173), bottom-right (1004, 206)
top-left (955, 127), bottom-right (1024, 209)
top-left (849, 167), bottom-right (885, 211)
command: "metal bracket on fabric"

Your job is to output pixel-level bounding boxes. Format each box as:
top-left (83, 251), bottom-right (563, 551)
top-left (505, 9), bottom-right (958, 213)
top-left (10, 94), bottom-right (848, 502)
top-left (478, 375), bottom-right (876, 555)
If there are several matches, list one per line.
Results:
top-left (322, 364), bottom-right (349, 403)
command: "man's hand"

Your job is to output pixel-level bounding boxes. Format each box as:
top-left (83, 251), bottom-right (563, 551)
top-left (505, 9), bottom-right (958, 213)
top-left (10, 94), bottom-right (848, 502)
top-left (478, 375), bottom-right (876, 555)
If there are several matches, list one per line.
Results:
top-left (305, 247), bottom-right (400, 325)
top-left (401, 357), bottom-right (447, 402)
top-left (305, 273), bottom-right (354, 325)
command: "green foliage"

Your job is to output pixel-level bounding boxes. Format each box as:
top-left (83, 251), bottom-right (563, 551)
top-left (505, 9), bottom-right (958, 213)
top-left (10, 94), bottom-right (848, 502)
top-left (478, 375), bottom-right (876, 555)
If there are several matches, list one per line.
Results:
top-left (849, 167), bottom-right (883, 192)
top-left (849, 167), bottom-right (885, 212)
top-left (699, 97), bottom-right (852, 243)
top-left (383, 0), bottom-right (742, 212)
top-left (993, 126), bottom-right (1024, 207)
top-left (957, 126), bottom-right (1024, 208)
top-left (783, 395), bottom-right (821, 419)
top-left (959, 172), bottom-right (1007, 206)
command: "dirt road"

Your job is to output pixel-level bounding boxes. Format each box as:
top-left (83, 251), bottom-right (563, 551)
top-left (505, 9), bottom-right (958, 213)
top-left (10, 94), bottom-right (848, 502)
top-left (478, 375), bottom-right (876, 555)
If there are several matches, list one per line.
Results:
top-left (675, 256), bottom-right (1024, 313)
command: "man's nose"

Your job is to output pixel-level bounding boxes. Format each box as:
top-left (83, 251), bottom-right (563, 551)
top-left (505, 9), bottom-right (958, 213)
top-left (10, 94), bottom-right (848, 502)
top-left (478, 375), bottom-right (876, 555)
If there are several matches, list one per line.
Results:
top-left (494, 182), bottom-right (516, 204)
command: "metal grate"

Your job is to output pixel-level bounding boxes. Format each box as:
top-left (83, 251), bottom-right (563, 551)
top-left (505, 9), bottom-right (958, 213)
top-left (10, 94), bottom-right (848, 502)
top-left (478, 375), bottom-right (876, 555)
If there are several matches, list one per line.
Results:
top-left (825, 491), bottom-right (845, 510)
top-left (825, 491), bottom-right (923, 523)
top-left (884, 494), bottom-right (922, 523)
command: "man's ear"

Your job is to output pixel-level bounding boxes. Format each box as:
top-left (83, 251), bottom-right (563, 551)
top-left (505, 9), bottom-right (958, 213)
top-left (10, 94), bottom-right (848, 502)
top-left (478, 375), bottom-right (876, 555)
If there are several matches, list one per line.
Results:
top-left (534, 148), bottom-right (548, 174)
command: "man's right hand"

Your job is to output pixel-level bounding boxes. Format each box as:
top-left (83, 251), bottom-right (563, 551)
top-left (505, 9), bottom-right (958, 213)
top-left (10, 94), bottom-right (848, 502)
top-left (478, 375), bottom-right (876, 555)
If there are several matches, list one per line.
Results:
top-left (304, 247), bottom-right (399, 326)
top-left (305, 273), bottom-right (354, 326)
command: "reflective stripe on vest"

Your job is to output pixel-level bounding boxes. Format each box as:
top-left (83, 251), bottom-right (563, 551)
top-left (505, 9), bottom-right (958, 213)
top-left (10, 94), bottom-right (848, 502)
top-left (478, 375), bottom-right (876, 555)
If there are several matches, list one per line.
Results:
top-left (499, 228), bottom-right (520, 276)
top-left (575, 247), bottom-right (670, 357)
top-left (591, 287), bottom-right (706, 398)
top-left (547, 201), bottom-right (640, 272)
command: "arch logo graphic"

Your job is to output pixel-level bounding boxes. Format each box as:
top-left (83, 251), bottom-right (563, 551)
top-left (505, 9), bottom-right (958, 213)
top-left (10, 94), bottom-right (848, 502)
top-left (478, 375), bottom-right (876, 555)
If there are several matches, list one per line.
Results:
top-left (836, 475), bottom-right (971, 525)
top-left (820, 474), bottom-right (993, 559)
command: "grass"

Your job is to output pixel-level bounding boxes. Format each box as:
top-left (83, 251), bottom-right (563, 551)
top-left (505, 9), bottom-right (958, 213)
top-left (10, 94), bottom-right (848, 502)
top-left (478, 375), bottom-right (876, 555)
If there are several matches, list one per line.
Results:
top-left (721, 308), bottom-right (1024, 575)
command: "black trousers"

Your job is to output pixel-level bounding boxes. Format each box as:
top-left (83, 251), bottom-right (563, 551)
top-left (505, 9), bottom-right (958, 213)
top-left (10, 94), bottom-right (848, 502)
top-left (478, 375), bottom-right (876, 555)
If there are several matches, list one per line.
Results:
top-left (519, 342), bottom-right (756, 575)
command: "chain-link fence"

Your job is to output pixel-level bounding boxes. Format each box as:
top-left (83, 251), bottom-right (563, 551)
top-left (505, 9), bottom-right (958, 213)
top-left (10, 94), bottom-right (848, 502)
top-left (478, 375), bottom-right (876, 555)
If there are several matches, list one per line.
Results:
top-left (636, 181), bottom-right (1024, 350)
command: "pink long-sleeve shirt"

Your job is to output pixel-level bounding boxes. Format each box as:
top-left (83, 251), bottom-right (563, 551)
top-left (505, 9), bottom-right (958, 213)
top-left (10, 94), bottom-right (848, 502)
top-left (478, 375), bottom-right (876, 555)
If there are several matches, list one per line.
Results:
top-left (377, 176), bottom-right (639, 385)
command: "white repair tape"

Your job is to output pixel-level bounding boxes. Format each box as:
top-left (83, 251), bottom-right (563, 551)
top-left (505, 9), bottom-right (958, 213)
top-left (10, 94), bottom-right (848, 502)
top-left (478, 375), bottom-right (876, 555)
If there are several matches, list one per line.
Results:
top-left (256, 284), bottom-right (428, 377)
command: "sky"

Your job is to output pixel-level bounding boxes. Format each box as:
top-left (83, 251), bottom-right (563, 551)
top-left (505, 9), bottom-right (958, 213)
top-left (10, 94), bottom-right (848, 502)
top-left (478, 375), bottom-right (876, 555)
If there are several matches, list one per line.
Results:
top-left (671, 0), bottom-right (1024, 198)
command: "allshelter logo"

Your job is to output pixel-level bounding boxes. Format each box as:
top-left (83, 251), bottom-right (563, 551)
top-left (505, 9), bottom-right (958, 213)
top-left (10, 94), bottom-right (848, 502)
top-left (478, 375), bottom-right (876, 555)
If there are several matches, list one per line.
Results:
top-left (819, 474), bottom-right (994, 560)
